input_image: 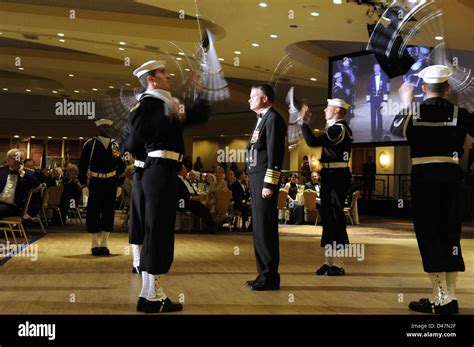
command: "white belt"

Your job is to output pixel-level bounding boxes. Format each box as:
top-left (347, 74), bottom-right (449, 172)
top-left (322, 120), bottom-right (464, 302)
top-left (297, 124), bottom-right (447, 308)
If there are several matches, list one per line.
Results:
top-left (148, 150), bottom-right (183, 162)
top-left (322, 162), bottom-right (349, 169)
top-left (89, 170), bottom-right (116, 178)
top-left (412, 156), bottom-right (459, 166)
top-left (134, 160), bottom-right (145, 168)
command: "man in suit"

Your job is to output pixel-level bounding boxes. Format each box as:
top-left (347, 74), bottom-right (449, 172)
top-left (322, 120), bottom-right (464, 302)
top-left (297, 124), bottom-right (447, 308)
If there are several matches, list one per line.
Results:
top-left (177, 164), bottom-right (215, 233)
top-left (230, 169), bottom-right (251, 232)
top-left (245, 84), bottom-right (287, 291)
top-left (0, 149), bottom-right (39, 219)
top-left (79, 119), bottom-right (126, 256)
top-left (366, 63), bottom-right (390, 141)
top-left (304, 171), bottom-right (321, 207)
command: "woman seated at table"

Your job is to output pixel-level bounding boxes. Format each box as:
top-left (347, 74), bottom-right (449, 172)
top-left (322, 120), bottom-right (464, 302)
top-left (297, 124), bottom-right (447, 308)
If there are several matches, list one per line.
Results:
top-left (207, 166), bottom-right (228, 214)
top-left (284, 173), bottom-right (305, 224)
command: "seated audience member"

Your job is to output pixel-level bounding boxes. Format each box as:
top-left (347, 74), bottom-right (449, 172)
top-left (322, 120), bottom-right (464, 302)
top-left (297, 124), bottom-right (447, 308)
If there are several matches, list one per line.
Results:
top-left (53, 167), bottom-right (66, 186)
top-left (177, 164), bottom-right (216, 233)
top-left (304, 171), bottom-right (321, 207)
top-left (226, 170), bottom-right (236, 189)
top-left (203, 173), bottom-right (215, 193)
top-left (24, 158), bottom-right (48, 218)
top-left (188, 170), bottom-right (200, 192)
top-left (280, 174), bottom-right (288, 188)
top-left (59, 164), bottom-right (83, 221)
top-left (285, 173), bottom-right (304, 225)
top-left (230, 170), bottom-right (252, 232)
top-left (0, 149), bottom-right (40, 218)
top-left (207, 166), bottom-right (228, 213)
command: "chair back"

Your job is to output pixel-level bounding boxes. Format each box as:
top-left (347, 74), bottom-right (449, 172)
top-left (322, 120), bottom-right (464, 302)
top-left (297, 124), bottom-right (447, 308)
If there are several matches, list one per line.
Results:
top-left (215, 189), bottom-right (232, 214)
top-left (350, 190), bottom-right (360, 210)
top-left (45, 185), bottom-right (64, 208)
top-left (303, 190), bottom-right (317, 211)
top-left (277, 189), bottom-right (288, 209)
top-left (20, 190), bottom-right (35, 219)
top-left (81, 187), bottom-right (89, 207)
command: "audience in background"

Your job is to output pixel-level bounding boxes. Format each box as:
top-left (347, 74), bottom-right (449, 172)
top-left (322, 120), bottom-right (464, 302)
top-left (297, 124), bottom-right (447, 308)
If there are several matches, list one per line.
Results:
top-left (230, 161), bottom-right (239, 173)
top-left (59, 164), bottom-right (83, 220)
top-left (193, 156), bottom-right (204, 172)
top-left (300, 155), bottom-right (311, 182)
top-left (284, 173), bottom-right (305, 225)
top-left (230, 169), bottom-right (251, 232)
top-left (226, 170), bottom-right (236, 189)
top-left (207, 166), bottom-right (228, 213)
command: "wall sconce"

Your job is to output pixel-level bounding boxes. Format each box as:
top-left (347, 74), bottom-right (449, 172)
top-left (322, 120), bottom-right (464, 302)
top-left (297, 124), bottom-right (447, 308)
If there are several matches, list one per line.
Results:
top-left (379, 151), bottom-right (390, 169)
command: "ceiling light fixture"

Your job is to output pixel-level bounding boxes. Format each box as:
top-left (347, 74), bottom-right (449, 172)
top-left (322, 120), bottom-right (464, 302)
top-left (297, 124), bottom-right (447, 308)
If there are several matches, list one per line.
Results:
top-left (18, 67), bottom-right (24, 70)
top-left (109, 86), bottom-right (114, 89)
top-left (92, 88), bottom-right (98, 91)
top-left (79, 137), bottom-right (84, 140)
top-left (2, 88), bottom-right (8, 91)
top-left (62, 137), bottom-right (68, 139)
top-left (170, 73), bottom-right (176, 76)
top-left (251, 43), bottom-right (259, 47)
top-left (119, 47), bottom-right (125, 51)
top-left (259, 2), bottom-right (268, 8)
top-left (57, 33), bottom-right (65, 37)
top-left (311, 12), bottom-right (320, 16)
top-left (234, 51), bottom-right (241, 55)
top-left (185, 68), bottom-right (190, 72)
top-left (74, 90), bottom-right (80, 93)
top-left (178, 52), bottom-right (185, 56)
top-left (59, 39), bottom-right (65, 42)
top-left (68, 74), bottom-right (74, 77)
top-left (434, 36), bottom-right (444, 41)
top-left (333, 0), bottom-right (343, 4)
top-left (176, 57), bottom-right (182, 60)
top-left (270, 34), bottom-right (278, 38)
top-left (310, 77), bottom-right (317, 81)
top-left (218, 58), bottom-right (224, 61)
top-left (52, 90), bottom-right (58, 94)
top-left (48, 136), bottom-right (52, 139)
top-left (26, 89), bottom-right (31, 92)
top-left (31, 136), bottom-right (35, 138)
top-left (125, 83), bottom-right (131, 86)
top-left (14, 135), bottom-right (20, 138)
top-left (119, 41), bottom-right (126, 45)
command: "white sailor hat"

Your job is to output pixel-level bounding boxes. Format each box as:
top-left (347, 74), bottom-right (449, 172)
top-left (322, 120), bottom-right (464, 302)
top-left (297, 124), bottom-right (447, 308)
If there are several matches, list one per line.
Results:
top-left (94, 118), bottom-right (113, 127)
top-left (418, 64), bottom-right (453, 84)
top-left (327, 98), bottom-right (350, 110)
top-left (133, 60), bottom-right (166, 78)
top-left (333, 72), bottom-right (342, 79)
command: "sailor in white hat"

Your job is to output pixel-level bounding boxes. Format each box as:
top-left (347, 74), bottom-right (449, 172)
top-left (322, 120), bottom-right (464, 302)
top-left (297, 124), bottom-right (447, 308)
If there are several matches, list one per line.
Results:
top-left (298, 97), bottom-right (353, 276)
top-left (391, 64), bottom-right (472, 314)
top-left (78, 118), bottom-right (125, 257)
top-left (124, 59), bottom-right (210, 313)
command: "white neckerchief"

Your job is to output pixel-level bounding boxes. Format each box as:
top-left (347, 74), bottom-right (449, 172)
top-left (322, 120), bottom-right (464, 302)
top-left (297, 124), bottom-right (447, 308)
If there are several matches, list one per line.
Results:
top-left (142, 89), bottom-right (174, 109)
top-left (326, 118), bottom-right (337, 128)
top-left (97, 136), bottom-right (111, 149)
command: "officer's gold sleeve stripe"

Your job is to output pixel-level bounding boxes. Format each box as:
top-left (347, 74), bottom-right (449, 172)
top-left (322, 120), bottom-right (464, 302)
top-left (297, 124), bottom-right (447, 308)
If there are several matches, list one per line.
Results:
top-left (264, 176), bottom-right (280, 185)
top-left (265, 172), bottom-right (281, 178)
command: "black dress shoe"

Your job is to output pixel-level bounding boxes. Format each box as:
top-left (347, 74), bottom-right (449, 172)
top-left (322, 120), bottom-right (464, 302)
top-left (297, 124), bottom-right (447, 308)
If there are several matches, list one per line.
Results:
top-left (137, 297), bottom-right (146, 312)
top-left (245, 278), bottom-right (260, 288)
top-left (91, 247), bottom-right (101, 256)
top-left (327, 266), bottom-right (345, 276)
top-left (316, 264), bottom-right (331, 275)
top-left (143, 297), bottom-right (183, 313)
top-left (132, 266), bottom-right (140, 274)
top-left (249, 282), bottom-right (280, 291)
top-left (409, 298), bottom-right (457, 314)
top-left (99, 247), bottom-right (110, 256)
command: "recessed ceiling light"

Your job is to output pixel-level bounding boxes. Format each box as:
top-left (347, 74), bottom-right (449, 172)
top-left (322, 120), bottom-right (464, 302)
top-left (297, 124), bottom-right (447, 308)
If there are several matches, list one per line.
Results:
top-left (218, 58), bottom-right (224, 61)
top-left (59, 39), bottom-right (65, 43)
top-left (251, 43), bottom-right (259, 47)
top-left (311, 12), bottom-right (320, 16)
top-left (125, 83), bottom-right (131, 86)
top-left (62, 137), bottom-right (68, 139)
top-left (74, 90), bottom-right (80, 93)
top-left (31, 136), bottom-right (35, 138)
top-left (170, 73), bottom-right (176, 76)
top-left (310, 77), bottom-right (317, 81)
top-left (0, 32), bottom-right (3, 35)
top-left (333, 0), bottom-right (343, 4)
top-left (234, 51), bottom-right (241, 55)
top-left (52, 90), bottom-right (58, 94)
top-left (118, 47), bottom-right (125, 51)
top-left (2, 88), bottom-right (8, 91)
top-left (178, 52), bottom-right (185, 56)
top-left (185, 68), bottom-right (190, 72)
top-left (79, 137), bottom-right (84, 140)
top-left (119, 41), bottom-right (126, 45)
top-left (109, 86), bottom-right (114, 89)
top-left (176, 57), bottom-right (182, 61)
top-left (92, 88), bottom-right (98, 91)
top-left (18, 67), bottom-right (24, 70)
top-left (14, 135), bottom-right (20, 138)
top-left (48, 136), bottom-right (52, 139)
top-left (259, 2), bottom-right (268, 8)
top-left (270, 34), bottom-right (278, 38)
top-left (57, 33), bottom-right (65, 37)
top-left (68, 74), bottom-right (74, 77)
top-left (26, 89), bottom-right (31, 92)
top-left (435, 36), bottom-right (444, 41)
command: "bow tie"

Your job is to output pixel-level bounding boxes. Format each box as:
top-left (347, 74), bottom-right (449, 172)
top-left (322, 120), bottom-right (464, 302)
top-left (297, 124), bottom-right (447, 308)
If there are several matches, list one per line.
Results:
top-left (257, 113), bottom-right (264, 119)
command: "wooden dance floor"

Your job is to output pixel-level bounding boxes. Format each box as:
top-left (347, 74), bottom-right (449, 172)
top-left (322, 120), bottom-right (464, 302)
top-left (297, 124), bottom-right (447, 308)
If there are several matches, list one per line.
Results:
top-left (1, 219), bottom-right (473, 315)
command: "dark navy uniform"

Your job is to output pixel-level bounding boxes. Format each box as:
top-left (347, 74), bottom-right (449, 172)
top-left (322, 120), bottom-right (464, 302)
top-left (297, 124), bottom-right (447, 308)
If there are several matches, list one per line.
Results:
top-left (120, 98), bottom-right (148, 247)
top-left (129, 93), bottom-right (209, 275)
top-left (301, 120), bottom-right (353, 248)
top-left (79, 137), bottom-right (125, 234)
top-left (391, 97), bottom-right (473, 273)
top-left (246, 107), bottom-right (287, 286)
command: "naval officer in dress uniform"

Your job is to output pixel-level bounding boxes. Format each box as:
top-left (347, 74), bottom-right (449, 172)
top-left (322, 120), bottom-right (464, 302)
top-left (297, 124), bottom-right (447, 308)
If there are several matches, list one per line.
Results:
top-left (120, 121), bottom-right (146, 274)
top-left (129, 60), bottom-right (210, 313)
top-left (391, 65), bottom-right (473, 314)
top-left (245, 84), bottom-right (287, 291)
top-left (79, 119), bottom-right (126, 256)
top-left (299, 99), bottom-right (353, 276)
